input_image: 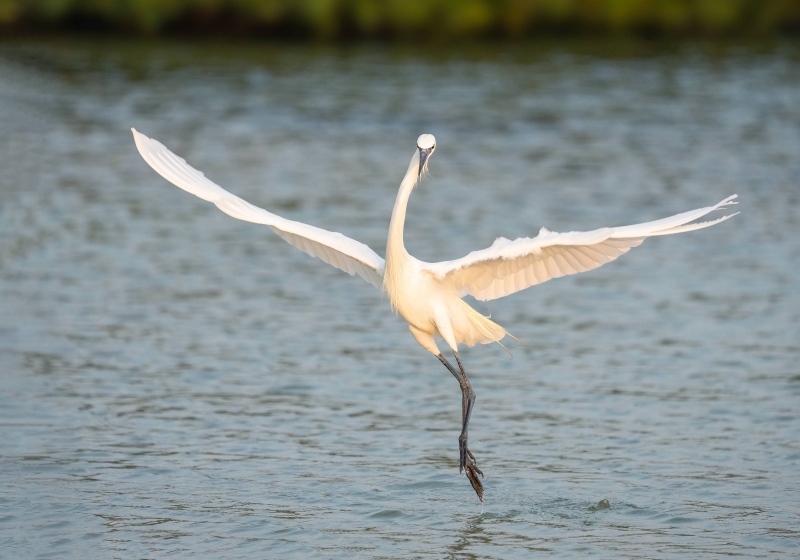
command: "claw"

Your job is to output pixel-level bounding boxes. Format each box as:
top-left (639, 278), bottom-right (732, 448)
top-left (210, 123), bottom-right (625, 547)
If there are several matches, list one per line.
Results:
top-left (470, 460), bottom-right (483, 478)
top-left (464, 459), bottom-right (484, 502)
top-left (459, 438), bottom-right (484, 501)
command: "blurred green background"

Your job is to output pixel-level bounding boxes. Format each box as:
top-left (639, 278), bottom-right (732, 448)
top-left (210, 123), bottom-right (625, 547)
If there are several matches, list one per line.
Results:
top-left (2, 0), bottom-right (800, 38)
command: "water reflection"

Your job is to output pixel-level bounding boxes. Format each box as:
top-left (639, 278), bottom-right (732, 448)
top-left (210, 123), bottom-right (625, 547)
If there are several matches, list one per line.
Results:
top-left (448, 514), bottom-right (490, 558)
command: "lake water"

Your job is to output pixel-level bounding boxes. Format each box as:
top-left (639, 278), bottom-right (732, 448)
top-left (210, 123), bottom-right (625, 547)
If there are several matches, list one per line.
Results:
top-left (1, 38), bottom-right (798, 558)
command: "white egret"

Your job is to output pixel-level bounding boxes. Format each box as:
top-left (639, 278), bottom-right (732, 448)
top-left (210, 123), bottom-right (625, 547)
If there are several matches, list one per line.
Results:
top-left (132, 129), bottom-right (738, 501)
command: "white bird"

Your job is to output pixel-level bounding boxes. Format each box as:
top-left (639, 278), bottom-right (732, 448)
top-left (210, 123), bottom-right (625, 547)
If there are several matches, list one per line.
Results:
top-left (132, 128), bottom-right (738, 501)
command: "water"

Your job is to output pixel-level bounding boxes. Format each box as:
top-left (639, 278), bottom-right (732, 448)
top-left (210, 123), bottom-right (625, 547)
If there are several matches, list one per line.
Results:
top-left (1, 38), bottom-right (798, 558)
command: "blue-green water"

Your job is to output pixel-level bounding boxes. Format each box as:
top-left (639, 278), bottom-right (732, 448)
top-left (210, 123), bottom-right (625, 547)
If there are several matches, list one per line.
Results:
top-left (1, 39), bottom-right (798, 558)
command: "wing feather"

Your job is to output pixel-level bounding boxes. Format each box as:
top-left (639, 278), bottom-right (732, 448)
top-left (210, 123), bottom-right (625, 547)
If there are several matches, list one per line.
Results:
top-left (423, 196), bottom-right (737, 301)
top-left (132, 129), bottom-right (384, 288)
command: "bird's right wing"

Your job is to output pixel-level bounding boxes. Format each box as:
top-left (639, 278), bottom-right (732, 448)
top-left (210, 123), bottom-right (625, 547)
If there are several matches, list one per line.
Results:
top-left (132, 129), bottom-right (385, 288)
top-left (423, 195), bottom-right (738, 301)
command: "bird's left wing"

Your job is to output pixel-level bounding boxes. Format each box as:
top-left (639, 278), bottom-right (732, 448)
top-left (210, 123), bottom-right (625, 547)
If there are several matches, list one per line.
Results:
top-left (132, 129), bottom-right (385, 288)
top-left (423, 195), bottom-right (738, 301)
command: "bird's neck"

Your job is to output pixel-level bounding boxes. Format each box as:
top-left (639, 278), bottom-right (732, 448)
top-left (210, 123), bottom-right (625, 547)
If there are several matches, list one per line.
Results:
top-left (384, 151), bottom-right (419, 301)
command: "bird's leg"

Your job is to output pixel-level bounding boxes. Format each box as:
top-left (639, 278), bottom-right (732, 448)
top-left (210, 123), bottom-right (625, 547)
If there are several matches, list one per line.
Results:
top-left (437, 353), bottom-right (484, 502)
top-left (454, 353), bottom-right (482, 482)
top-left (438, 356), bottom-right (469, 433)
top-left (436, 355), bottom-right (469, 441)
top-left (454, 353), bottom-right (477, 460)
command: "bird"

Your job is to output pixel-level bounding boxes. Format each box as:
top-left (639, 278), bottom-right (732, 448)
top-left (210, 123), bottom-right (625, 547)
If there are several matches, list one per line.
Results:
top-left (132, 128), bottom-right (738, 502)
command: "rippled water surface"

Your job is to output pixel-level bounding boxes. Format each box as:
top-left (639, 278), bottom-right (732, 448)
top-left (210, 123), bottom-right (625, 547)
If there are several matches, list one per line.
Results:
top-left (1, 38), bottom-right (799, 558)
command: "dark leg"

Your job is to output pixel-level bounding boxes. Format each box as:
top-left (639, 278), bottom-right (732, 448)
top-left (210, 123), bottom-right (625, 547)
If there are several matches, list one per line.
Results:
top-left (437, 353), bottom-right (484, 502)
top-left (454, 354), bottom-right (475, 454)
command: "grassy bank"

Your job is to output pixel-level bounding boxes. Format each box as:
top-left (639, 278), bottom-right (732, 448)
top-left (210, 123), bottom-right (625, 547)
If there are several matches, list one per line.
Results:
top-left (2, 0), bottom-right (800, 38)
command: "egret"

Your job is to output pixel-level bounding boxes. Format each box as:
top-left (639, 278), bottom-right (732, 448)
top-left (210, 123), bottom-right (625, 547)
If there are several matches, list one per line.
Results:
top-left (132, 129), bottom-right (738, 501)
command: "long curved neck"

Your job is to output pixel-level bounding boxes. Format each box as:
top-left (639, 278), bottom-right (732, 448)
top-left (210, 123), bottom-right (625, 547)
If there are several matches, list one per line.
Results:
top-left (384, 150), bottom-right (420, 298)
top-left (386, 150), bottom-right (420, 264)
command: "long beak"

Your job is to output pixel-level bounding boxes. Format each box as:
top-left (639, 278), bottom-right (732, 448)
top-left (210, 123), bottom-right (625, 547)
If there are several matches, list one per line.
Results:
top-left (418, 148), bottom-right (432, 178)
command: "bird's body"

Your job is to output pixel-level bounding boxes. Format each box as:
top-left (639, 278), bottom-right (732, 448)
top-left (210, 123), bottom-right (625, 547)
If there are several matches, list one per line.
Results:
top-left (388, 258), bottom-right (507, 355)
top-left (383, 142), bottom-right (509, 355)
top-left (132, 128), bottom-right (738, 501)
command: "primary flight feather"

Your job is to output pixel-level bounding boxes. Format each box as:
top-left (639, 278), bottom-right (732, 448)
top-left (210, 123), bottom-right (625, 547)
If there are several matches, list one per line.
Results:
top-left (132, 128), bottom-right (738, 501)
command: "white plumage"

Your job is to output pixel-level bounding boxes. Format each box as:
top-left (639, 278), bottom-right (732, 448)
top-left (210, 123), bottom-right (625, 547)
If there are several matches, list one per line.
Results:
top-left (132, 130), bottom-right (385, 288)
top-left (132, 128), bottom-right (738, 501)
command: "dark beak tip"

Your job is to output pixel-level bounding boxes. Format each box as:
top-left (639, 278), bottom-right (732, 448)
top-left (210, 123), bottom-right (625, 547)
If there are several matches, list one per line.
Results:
top-left (418, 149), bottom-right (432, 177)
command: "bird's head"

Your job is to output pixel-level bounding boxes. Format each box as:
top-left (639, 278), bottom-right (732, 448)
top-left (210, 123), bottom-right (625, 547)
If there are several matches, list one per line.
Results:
top-left (417, 134), bottom-right (436, 180)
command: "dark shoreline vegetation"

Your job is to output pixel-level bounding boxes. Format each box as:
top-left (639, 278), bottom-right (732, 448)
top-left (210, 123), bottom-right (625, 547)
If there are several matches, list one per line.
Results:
top-left (2, 0), bottom-right (800, 39)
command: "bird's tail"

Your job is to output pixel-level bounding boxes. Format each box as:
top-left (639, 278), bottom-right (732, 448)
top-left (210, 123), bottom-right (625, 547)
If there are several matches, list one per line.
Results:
top-left (459, 300), bottom-right (521, 354)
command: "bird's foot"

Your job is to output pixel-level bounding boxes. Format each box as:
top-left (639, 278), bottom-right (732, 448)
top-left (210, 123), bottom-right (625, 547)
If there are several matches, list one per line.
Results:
top-left (459, 435), bottom-right (484, 501)
top-left (464, 455), bottom-right (484, 502)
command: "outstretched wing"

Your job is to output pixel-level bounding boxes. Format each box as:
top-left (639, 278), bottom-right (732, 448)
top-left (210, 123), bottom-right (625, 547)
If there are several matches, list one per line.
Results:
top-left (132, 129), bottom-right (385, 288)
top-left (423, 195), bottom-right (739, 301)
